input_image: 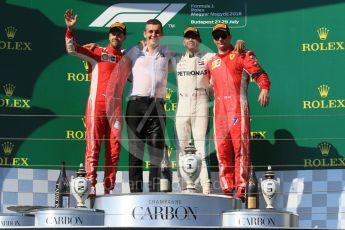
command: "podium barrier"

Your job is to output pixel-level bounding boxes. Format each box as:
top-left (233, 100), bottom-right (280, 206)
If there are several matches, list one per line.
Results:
top-left (2, 194), bottom-right (299, 228)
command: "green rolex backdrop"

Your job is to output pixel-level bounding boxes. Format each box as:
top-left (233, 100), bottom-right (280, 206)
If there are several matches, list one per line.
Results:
top-left (1, 0), bottom-right (345, 171)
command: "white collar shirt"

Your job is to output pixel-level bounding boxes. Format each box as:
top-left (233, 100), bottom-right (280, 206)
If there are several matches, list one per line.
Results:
top-left (126, 45), bottom-right (173, 98)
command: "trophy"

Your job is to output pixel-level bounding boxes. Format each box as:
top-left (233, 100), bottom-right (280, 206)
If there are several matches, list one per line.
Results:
top-left (260, 165), bottom-right (280, 209)
top-left (70, 163), bottom-right (91, 208)
top-left (179, 143), bottom-right (201, 193)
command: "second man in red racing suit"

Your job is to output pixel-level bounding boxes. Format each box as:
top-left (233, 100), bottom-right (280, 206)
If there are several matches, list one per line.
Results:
top-left (207, 23), bottom-right (271, 201)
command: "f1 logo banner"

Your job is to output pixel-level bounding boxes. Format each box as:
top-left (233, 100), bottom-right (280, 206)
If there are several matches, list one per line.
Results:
top-left (89, 3), bottom-right (186, 27)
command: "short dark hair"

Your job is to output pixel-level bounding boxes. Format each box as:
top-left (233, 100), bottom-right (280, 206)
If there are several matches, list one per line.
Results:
top-left (145, 19), bottom-right (163, 33)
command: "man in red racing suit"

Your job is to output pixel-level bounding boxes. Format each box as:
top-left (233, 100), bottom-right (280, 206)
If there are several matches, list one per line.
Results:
top-left (64, 9), bottom-right (131, 195)
top-left (207, 23), bottom-right (270, 201)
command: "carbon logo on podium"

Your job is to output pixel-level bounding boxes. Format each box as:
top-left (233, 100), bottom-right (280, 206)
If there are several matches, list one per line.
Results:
top-left (302, 84), bottom-right (344, 109)
top-left (66, 61), bottom-right (90, 82)
top-left (89, 3), bottom-right (186, 27)
top-left (0, 83), bottom-right (31, 109)
top-left (304, 142), bottom-right (345, 168)
top-left (0, 141), bottom-right (29, 166)
top-left (0, 26), bottom-right (32, 51)
top-left (301, 27), bottom-right (344, 52)
top-left (132, 200), bottom-right (197, 220)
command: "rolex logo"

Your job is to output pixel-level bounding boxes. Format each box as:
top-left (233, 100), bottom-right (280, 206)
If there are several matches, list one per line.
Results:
top-left (82, 60), bottom-right (89, 71)
top-left (166, 88), bottom-right (173, 101)
top-left (3, 83), bottom-right (15, 97)
top-left (303, 84), bottom-right (345, 109)
top-left (5, 26), bottom-right (17, 40)
top-left (318, 142), bottom-right (331, 156)
top-left (318, 84), bottom-right (330, 98)
top-left (2, 141), bottom-right (14, 156)
top-left (317, 27), bottom-right (329, 41)
top-left (301, 27), bottom-right (344, 52)
top-left (65, 117), bottom-right (86, 140)
top-left (1, 26), bottom-right (32, 51)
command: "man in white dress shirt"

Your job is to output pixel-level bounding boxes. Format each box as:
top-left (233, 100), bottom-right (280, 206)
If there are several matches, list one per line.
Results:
top-left (125, 19), bottom-right (174, 192)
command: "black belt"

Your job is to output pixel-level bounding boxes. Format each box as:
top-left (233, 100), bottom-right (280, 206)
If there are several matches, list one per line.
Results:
top-left (128, 96), bottom-right (164, 104)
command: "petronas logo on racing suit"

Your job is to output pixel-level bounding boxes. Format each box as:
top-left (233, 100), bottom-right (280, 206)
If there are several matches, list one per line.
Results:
top-left (177, 70), bottom-right (208, 77)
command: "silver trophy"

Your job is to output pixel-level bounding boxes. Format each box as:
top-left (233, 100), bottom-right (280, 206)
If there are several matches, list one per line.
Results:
top-left (70, 163), bottom-right (91, 208)
top-left (260, 165), bottom-right (280, 209)
top-left (179, 143), bottom-right (201, 193)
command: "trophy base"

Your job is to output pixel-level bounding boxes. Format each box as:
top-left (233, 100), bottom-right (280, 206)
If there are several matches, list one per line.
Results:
top-left (182, 188), bottom-right (197, 193)
top-left (222, 209), bottom-right (299, 228)
top-left (0, 213), bottom-right (34, 228)
top-left (34, 208), bottom-right (104, 227)
top-left (93, 192), bottom-right (241, 227)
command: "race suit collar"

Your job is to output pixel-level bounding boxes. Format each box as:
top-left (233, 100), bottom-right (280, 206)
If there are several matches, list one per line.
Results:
top-left (106, 44), bottom-right (122, 55)
top-left (217, 45), bottom-right (234, 57)
top-left (184, 51), bottom-right (199, 58)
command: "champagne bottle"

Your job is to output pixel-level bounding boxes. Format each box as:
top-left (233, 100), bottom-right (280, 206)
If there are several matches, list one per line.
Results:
top-left (54, 161), bottom-right (70, 208)
top-left (160, 145), bottom-right (172, 192)
top-left (245, 164), bottom-right (259, 209)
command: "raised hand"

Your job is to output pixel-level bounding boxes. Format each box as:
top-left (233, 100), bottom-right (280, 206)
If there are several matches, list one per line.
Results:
top-left (64, 9), bottom-right (77, 30)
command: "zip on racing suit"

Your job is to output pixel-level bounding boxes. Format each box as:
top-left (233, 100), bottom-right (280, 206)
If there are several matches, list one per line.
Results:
top-left (207, 48), bottom-right (270, 196)
top-left (173, 52), bottom-right (214, 194)
top-left (65, 29), bottom-right (131, 194)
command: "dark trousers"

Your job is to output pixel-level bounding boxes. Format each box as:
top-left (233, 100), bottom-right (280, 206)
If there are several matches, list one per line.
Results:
top-left (126, 97), bottom-right (166, 192)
